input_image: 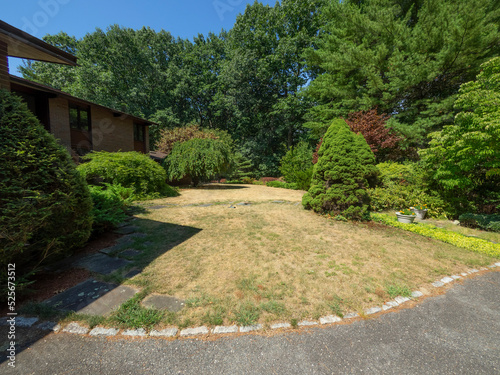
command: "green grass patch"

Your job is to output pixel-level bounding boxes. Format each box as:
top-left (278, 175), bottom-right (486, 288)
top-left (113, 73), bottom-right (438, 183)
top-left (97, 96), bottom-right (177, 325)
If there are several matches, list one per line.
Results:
top-left (265, 181), bottom-right (300, 190)
top-left (234, 302), bottom-right (260, 326)
top-left (109, 292), bottom-right (164, 329)
top-left (372, 213), bottom-right (500, 258)
top-left (385, 283), bottom-right (412, 298)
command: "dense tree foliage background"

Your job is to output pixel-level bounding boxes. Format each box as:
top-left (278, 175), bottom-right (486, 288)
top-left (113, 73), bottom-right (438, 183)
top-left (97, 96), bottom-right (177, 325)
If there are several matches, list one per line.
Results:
top-left (304, 0), bottom-right (500, 146)
top-left (20, 0), bottom-right (499, 187)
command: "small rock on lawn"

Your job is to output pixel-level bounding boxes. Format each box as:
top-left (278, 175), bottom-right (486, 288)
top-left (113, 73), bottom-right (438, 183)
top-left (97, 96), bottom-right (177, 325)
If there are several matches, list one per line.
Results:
top-left (365, 307), bottom-right (382, 315)
top-left (150, 328), bottom-right (178, 337)
top-left (320, 316), bottom-right (342, 325)
top-left (89, 327), bottom-right (119, 336)
top-left (298, 320), bottom-right (317, 327)
top-left (440, 277), bottom-right (454, 284)
top-left (394, 296), bottom-right (410, 304)
top-left (343, 313), bottom-right (359, 319)
top-left (212, 326), bottom-right (238, 334)
top-left (180, 326), bottom-right (209, 337)
top-left (239, 324), bottom-right (263, 332)
top-left (63, 322), bottom-right (89, 335)
top-left (122, 328), bottom-right (147, 337)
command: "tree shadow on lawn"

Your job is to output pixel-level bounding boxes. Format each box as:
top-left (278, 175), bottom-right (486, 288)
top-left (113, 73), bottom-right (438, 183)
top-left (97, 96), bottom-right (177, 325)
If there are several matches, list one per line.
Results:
top-left (0, 218), bottom-right (201, 364)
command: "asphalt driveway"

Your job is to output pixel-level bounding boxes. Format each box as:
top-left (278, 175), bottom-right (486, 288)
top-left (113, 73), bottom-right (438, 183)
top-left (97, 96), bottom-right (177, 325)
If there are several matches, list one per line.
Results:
top-left (2, 271), bottom-right (499, 375)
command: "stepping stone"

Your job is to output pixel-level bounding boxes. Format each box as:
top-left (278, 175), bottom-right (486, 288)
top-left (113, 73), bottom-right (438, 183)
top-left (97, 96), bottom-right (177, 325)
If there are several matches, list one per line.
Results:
top-left (44, 278), bottom-right (139, 316)
top-left (142, 294), bottom-right (185, 312)
top-left (382, 305), bottom-right (392, 311)
top-left (75, 253), bottom-right (131, 275)
top-left (180, 326), bottom-right (209, 337)
top-left (432, 281), bottom-right (445, 287)
top-left (114, 225), bottom-right (139, 235)
top-left (386, 301), bottom-right (400, 307)
top-left (125, 269), bottom-right (141, 278)
top-left (411, 291), bottom-right (424, 298)
top-left (116, 236), bottom-right (135, 247)
top-left (99, 247), bottom-right (116, 255)
top-left (239, 324), bottom-right (263, 332)
top-left (17, 317), bottom-right (39, 327)
top-left (270, 323), bottom-right (291, 330)
top-left (150, 328), bottom-right (178, 337)
top-left (118, 249), bottom-right (142, 259)
top-left (212, 325), bottom-right (238, 334)
top-left (35, 321), bottom-right (58, 331)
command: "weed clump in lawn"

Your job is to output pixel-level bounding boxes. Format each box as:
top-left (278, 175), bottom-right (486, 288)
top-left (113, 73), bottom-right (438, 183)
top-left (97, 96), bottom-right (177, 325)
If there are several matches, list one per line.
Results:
top-left (111, 293), bottom-right (165, 329)
top-left (303, 119), bottom-right (377, 220)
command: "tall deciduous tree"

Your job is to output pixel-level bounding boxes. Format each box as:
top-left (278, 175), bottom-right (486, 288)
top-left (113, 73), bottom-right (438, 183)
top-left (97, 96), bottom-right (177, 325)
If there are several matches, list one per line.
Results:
top-left (420, 57), bottom-right (500, 215)
top-left (304, 0), bottom-right (500, 145)
top-left (221, 0), bottom-right (326, 176)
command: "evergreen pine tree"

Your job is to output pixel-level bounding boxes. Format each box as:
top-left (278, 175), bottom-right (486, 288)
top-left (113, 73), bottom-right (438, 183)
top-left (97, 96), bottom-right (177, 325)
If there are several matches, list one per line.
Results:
top-left (303, 119), bottom-right (377, 220)
top-left (305, 0), bottom-right (500, 145)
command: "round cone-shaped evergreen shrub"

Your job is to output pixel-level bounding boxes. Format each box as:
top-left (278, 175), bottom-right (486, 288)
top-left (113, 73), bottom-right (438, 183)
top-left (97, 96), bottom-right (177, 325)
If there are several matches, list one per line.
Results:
top-left (302, 119), bottom-right (377, 220)
top-left (0, 90), bottom-right (93, 278)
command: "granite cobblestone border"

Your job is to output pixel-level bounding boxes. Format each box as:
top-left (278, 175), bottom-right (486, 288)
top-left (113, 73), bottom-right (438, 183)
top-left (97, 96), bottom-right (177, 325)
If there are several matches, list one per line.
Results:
top-left (9, 264), bottom-right (499, 339)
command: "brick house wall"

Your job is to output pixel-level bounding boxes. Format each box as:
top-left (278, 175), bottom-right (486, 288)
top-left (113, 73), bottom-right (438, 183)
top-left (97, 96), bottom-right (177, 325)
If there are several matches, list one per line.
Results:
top-left (91, 107), bottom-right (135, 152)
top-left (0, 40), bottom-right (10, 91)
top-left (48, 96), bottom-right (72, 149)
top-left (46, 97), bottom-right (150, 154)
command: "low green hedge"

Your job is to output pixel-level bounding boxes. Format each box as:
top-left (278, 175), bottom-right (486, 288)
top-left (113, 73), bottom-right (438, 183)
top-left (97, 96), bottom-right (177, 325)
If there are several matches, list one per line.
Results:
top-left (372, 213), bottom-right (500, 258)
top-left (78, 151), bottom-right (178, 199)
top-left (266, 181), bottom-right (299, 190)
top-left (89, 183), bottom-right (135, 234)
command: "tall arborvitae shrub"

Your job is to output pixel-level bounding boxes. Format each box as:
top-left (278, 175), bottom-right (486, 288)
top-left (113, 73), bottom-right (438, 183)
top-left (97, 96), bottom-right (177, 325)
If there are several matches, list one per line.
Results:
top-left (0, 90), bottom-right (93, 279)
top-left (302, 119), bottom-right (377, 220)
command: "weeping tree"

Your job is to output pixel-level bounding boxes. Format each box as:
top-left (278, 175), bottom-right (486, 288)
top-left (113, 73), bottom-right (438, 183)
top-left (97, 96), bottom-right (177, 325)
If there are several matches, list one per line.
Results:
top-left (303, 119), bottom-right (377, 220)
top-left (164, 138), bottom-right (233, 186)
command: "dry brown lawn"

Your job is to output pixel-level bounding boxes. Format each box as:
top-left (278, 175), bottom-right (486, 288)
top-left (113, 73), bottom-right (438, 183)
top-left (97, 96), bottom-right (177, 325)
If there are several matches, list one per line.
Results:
top-left (128, 184), bottom-right (498, 328)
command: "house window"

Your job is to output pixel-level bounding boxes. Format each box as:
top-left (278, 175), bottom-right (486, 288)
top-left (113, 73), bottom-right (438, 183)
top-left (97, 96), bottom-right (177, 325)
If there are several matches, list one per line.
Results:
top-left (134, 123), bottom-right (145, 142)
top-left (69, 104), bottom-right (90, 131)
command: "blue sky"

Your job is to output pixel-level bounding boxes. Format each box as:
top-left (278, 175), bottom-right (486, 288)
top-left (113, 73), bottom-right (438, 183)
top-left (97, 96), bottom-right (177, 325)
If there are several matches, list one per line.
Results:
top-left (3, 0), bottom-right (276, 75)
